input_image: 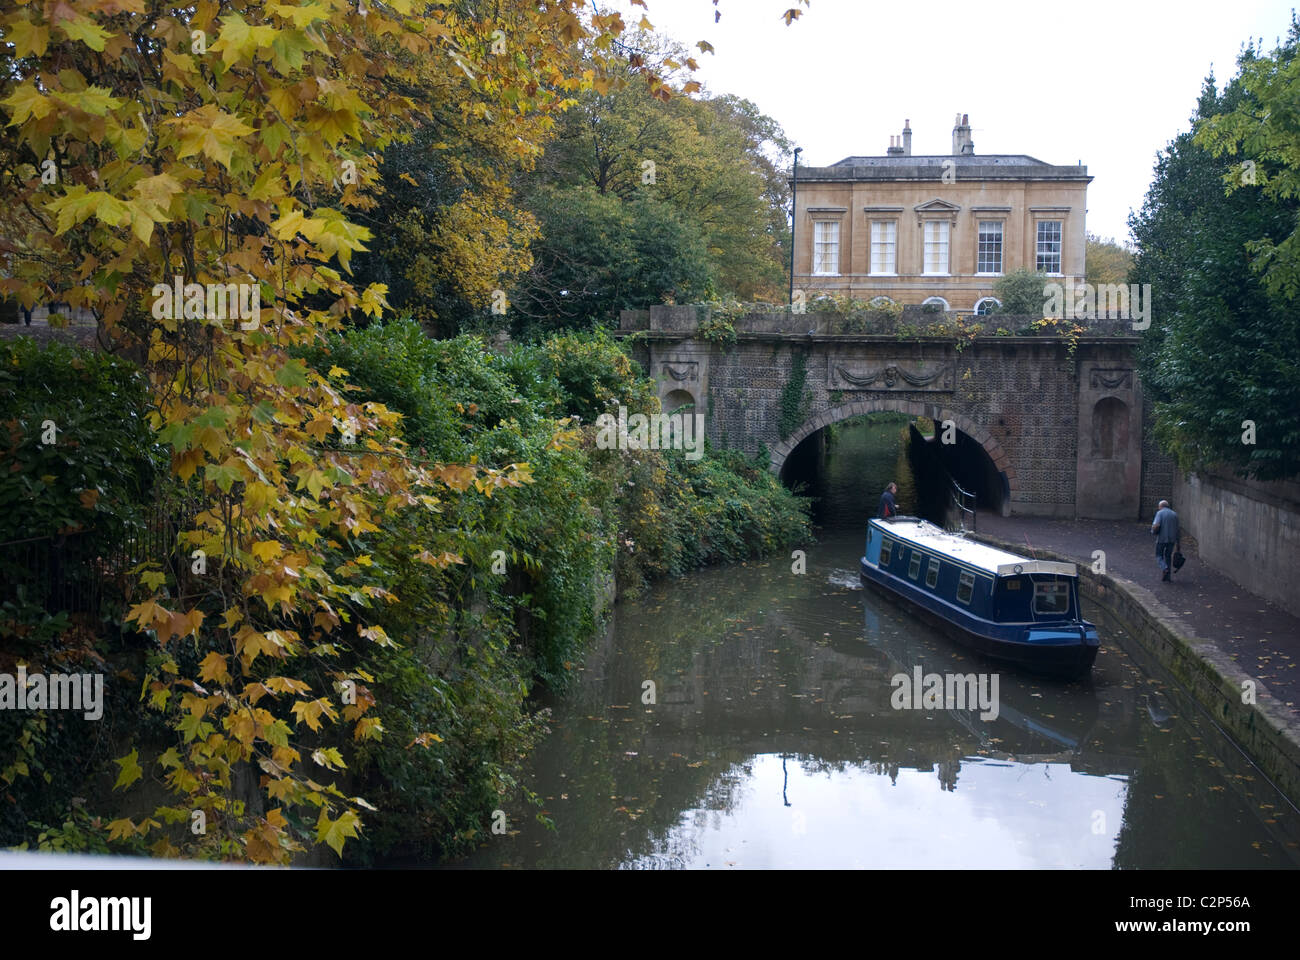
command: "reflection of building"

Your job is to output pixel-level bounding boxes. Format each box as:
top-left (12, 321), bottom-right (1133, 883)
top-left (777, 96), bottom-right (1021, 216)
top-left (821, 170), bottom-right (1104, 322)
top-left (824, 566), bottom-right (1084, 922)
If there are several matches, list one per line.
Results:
top-left (792, 114), bottom-right (1091, 313)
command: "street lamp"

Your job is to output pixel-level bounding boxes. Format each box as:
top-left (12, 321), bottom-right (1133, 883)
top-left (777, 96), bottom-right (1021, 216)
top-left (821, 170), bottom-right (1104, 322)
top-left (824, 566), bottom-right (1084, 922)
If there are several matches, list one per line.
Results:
top-left (789, 146), bottom-right (802, 309)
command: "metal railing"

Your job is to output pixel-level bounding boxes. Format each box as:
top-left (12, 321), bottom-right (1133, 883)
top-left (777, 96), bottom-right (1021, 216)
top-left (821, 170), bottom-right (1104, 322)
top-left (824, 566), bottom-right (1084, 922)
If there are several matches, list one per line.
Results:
top-left (0, 495), bottom-right (207, 617)
top-left (950, 478), bottom-right (977, 533)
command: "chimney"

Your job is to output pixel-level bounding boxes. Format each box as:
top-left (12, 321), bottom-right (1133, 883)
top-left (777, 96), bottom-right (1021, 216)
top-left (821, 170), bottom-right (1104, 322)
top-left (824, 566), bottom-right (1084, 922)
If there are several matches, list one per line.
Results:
top-left (952, 112), bottom-right (974, 156)
top-left (886, 134), bottom-right (904, 156)
top-left (902, 119), bottom-right (911, 156)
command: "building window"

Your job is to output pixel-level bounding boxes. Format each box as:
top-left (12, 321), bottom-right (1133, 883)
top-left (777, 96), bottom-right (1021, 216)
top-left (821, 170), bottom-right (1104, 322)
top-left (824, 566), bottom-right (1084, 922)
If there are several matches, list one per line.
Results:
top-left (957, 571), bottom-right (975, 605)
top-left (921, 296), bottom-right (949, 312)
top-left (870, 221), bottom-right (897, 274)
top-left (923, 221), bottom-right (949, 275)
top-left (926, 558), bottom-right (941, 589)
top-left (1036, 220), bottom-right (1062, 274)
top-left (974, 297), bottom-right (1000, 315)
top-left (813, 220), bottom-right (840, 276)
top-left (977, 221), bottom-right (1003, 274)
top-left (868, 296), bottom-right (896, 308)
top-left (908, 550), bottom-right (923, 580)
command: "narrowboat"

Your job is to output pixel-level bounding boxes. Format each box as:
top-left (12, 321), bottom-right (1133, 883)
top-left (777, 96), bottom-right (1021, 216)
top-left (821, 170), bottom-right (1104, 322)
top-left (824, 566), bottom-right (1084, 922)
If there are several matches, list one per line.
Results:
top-left (860, 516), bottom-right (1099, 678)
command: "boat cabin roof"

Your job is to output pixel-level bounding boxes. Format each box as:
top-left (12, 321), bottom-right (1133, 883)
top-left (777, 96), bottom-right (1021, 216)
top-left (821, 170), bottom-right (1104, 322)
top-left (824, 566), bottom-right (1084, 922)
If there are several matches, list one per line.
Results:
top-left (870, 517), bottom-right (1077, 578)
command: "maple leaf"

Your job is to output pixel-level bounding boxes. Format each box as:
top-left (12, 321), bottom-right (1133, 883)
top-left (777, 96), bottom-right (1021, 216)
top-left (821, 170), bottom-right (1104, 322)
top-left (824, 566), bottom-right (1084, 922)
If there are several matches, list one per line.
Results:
top-left (5, 20), bottom-right (50, 58)
top-left (113, 748), bottom-right (143, 791)
top-left (106, 818), bottom-right (138, 842)
top-left (55, 12), bottom-right (110, 51)
top-left (315, 808), bottom-right (361, 857)
top-left (198, 651), bottom-right (231, 685)
top-left (169, 104), bottom-right (255, 170)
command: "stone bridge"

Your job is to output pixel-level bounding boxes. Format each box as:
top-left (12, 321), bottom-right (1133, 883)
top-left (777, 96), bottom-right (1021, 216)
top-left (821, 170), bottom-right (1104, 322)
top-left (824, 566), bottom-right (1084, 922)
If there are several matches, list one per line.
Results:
top-left (620, 304), bottom-right (1171, 520)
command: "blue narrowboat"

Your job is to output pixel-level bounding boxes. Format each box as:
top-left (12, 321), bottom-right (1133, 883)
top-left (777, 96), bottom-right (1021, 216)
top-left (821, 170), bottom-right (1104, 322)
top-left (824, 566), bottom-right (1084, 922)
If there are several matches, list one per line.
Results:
top-left (859, 516), bottom-right (1100, 678)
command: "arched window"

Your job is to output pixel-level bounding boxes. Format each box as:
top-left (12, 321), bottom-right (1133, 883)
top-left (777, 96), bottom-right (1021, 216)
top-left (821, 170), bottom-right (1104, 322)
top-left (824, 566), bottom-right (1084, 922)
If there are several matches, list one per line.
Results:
top-left (921, 296), bottom-right (949, 312)
top-left (974, 297), bottom-right (1001, 316)
top-left (868, 296), bottom-right (896, 308)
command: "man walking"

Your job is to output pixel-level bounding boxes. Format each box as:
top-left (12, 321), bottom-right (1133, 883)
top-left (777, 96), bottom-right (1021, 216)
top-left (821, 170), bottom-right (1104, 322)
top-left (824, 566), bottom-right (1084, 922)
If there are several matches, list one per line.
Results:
top-left (1151, 499), bottom-right (1180, 582)
top-left (877, 482), bottom-right (898, 519)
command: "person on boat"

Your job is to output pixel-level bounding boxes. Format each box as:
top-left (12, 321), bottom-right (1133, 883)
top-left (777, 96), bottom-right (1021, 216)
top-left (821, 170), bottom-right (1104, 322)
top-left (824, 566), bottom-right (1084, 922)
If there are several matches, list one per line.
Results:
top-left (1151, 500), bottom-right (1180, 582)
top-left (877, 482), bottom-right (898, 519)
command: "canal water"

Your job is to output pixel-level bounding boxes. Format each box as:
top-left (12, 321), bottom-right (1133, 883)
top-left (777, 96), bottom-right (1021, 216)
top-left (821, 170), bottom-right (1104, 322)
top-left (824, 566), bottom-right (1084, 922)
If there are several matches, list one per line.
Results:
top-left (462, 418), bottom-right (1300, 869)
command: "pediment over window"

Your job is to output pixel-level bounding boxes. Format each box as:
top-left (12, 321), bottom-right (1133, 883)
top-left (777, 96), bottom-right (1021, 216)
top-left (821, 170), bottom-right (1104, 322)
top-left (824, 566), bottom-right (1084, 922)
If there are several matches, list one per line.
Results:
top-left (913, 198), bottom-right (960, 226)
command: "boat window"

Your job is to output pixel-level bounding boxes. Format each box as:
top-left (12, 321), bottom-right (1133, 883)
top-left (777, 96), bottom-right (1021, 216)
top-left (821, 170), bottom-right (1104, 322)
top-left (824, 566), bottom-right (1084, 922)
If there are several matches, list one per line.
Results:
top-left (1005, 579), bottom-right (1021, 590)
top-left (926, 558), bottom-right (941, 588)
top-left (880, 538), bottom-right (893, 566)
top-left (908, 551), bottom-right (923, 579)
top-left (957, 571), bottom-right (975, 604)
top-left (1034, 581), bottom-right (1070, 615)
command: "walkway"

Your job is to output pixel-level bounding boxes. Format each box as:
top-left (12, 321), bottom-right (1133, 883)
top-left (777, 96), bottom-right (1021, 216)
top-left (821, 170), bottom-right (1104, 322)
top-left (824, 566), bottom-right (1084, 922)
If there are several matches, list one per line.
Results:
top-left (976, 514), bottom-right (1300, 714)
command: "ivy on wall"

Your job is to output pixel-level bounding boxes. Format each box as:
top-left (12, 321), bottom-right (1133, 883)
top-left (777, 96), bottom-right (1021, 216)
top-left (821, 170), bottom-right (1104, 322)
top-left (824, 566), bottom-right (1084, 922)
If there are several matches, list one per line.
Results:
top-left (778, 350), bottom-right (812, 440)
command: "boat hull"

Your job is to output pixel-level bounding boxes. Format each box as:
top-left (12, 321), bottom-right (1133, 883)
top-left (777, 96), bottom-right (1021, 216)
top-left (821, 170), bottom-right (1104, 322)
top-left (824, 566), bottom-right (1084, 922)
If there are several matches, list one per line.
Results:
top-left (860, 557), bottom-right (1099, 679)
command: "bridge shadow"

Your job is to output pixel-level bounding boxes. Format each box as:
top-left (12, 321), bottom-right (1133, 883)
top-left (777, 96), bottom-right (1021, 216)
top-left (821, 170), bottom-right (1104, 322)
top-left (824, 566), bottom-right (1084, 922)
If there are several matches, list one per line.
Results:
top-left (779, 410), bottom-right (1006, 528)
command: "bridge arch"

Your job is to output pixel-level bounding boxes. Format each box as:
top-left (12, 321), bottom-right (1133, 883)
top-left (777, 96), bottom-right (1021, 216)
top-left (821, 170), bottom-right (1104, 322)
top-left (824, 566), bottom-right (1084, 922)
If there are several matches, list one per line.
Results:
top-left (769, 399), bottom-right (1016, 513)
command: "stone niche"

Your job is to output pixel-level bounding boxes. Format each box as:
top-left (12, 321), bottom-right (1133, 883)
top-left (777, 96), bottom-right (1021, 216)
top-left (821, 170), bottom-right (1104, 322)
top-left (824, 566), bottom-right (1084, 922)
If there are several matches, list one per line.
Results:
top-left (1075, 362), bottom-right (1142, 518)
top-left (653, 342), bottom-right (711, 418)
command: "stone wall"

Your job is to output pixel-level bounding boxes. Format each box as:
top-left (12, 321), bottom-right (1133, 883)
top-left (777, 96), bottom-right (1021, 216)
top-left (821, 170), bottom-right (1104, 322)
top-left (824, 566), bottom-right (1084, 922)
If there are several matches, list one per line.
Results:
top-left (624, 306), bottom-right (1147, 520)
top-left (974, 530), bottom-right (1300, 814)
top-left (1175, 467), bottom-right (1300, 618)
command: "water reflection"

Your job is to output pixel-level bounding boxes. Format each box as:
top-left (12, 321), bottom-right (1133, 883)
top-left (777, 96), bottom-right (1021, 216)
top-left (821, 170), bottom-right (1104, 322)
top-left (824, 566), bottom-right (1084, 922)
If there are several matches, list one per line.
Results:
top-left (457, 420), bottom-right (1299, 869)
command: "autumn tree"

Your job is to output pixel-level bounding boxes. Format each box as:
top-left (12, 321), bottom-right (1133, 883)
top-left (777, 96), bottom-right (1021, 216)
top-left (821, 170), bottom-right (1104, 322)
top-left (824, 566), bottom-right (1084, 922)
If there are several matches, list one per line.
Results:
top-left (0, 0), bottom-right (650, 863)
top-left (1084, 233), bottom-right (1134, 286)
top-left (510, 29), bottom-right (794, 333)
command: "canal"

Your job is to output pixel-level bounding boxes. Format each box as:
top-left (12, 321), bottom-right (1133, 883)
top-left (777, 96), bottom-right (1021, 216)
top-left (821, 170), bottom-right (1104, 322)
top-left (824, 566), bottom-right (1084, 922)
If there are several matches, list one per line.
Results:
top-left (461, 417), bottom-right (1300, 868)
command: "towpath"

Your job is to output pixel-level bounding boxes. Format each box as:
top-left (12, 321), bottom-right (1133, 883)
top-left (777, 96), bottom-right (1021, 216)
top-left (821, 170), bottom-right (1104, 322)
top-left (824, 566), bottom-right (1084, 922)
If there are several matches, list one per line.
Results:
top-left (976, 514), bottom-right (1300, 716)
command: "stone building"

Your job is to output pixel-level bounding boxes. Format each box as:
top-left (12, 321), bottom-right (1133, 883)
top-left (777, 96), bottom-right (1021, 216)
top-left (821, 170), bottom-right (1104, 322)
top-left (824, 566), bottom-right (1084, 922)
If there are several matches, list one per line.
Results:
top-left (792, 114), bottom-right (1091, 313)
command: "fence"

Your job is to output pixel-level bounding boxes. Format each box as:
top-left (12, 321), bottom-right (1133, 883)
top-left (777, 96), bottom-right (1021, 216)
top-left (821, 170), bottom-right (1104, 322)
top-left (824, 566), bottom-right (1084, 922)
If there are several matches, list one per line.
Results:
top-left (0, 495), bottom-right (207, 617)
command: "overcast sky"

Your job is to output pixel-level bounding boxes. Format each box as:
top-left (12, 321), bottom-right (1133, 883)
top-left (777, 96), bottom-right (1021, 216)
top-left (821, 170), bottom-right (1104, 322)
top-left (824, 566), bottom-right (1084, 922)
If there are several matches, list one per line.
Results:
top-left (612, 0), bottom-right (1295, 245)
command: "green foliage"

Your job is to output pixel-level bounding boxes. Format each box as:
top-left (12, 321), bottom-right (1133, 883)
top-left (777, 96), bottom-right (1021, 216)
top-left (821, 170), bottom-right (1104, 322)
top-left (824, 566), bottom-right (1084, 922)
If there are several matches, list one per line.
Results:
top-left (1194, 14), bottom-right (1300, 301)
top-left (992, 268), bottom-right (1048, 316)
top-left (508, 185), bottom-right (716, 336)
top-left (1130, 47), bottom-right (1300, 480)
top-left (295, 321), bottom-right (809, 860)
top-left (0, 320), bottom-right (809, 863)
top-left (697, 303), bottom-right (741, 347)
top-left (778, 350), bottom-right (812, 440)
top-left (0, 337), bottom-right (163, 545)
top-left (515, 35), bottom-right (794, 330)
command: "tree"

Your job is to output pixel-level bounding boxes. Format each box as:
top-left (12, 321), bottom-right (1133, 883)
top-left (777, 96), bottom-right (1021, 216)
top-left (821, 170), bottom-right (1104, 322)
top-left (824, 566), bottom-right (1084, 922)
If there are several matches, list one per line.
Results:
top-left (348, 122), bottom-right (539, 339)
top-left (0, 0), bottom-right (639, 864)
top-left (1129, 49), bottom-right (1300, 481)
top-left (0, 0), bottom-right (812, 863)
top-left (1195, 13), bottom-right (1300, 301)
top-left (993, 268), bottom-right (1047, 315)
top-left (519, 30), bottom-right (793, 319)
top-left (508, 184), bottom-right (715, 334)
top-left (1085, 234), bottom-right (1134, 286)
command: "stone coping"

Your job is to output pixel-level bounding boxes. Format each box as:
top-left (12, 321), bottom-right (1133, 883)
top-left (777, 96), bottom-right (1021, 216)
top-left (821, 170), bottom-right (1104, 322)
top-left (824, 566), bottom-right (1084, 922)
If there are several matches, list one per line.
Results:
top-left (971, 531), bottom-right (1300, 802)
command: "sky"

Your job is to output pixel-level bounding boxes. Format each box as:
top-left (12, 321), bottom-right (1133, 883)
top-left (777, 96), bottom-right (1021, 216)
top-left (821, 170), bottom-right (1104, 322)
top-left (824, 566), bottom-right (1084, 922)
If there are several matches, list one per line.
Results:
top-left (608, 0), bottom-right (1295, 245)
